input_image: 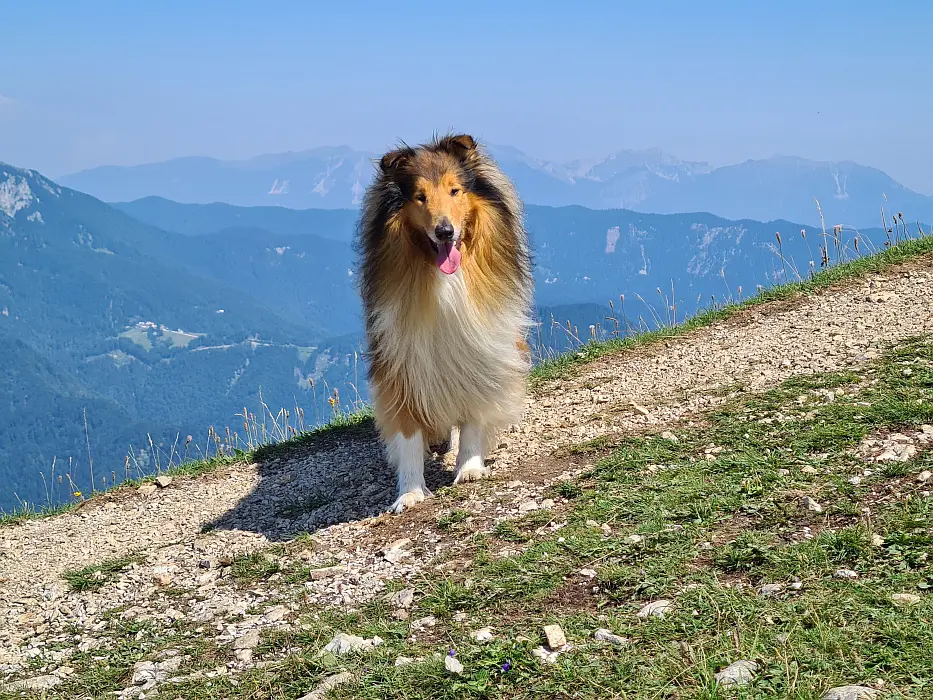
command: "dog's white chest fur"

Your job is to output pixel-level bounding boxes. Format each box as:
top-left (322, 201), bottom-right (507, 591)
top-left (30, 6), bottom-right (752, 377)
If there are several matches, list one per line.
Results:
top-left (371, 270), bottom-right (529, 432)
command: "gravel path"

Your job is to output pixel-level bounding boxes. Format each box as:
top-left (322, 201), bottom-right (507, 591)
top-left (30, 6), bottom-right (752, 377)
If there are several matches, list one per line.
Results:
top-left (1, 255), bottom-right (932, 674)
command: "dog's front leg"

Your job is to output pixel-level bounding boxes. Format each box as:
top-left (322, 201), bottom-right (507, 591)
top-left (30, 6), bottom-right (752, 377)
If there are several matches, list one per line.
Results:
top-left (387, 431), bottom-right (433, 514)
top-left (453, 422), bottom-right (490, 483)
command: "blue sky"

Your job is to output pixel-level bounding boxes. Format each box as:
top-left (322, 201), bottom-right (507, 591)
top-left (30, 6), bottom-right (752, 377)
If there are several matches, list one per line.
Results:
top-left (2, 1), bottom-right (932, 192)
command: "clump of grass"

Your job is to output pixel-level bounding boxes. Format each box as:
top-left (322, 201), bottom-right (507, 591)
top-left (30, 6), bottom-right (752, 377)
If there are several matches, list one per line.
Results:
top-left (63, 553), bottom-right (145, 592)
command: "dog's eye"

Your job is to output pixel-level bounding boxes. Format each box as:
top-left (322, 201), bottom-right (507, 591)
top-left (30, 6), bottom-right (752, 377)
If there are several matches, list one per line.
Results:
top-left (415, 193), bottom-right (426, 203)
top-left (450, 188), bottom-right (460, 196)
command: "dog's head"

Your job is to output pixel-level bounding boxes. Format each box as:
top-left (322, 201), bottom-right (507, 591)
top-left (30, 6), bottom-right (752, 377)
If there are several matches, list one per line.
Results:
top-left (378, 134), bottom-right (481, 275)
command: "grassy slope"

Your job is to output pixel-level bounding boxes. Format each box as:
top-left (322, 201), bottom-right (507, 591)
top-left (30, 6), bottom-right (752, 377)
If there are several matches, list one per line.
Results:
top-left (13, 332), bottom-right (931, 700)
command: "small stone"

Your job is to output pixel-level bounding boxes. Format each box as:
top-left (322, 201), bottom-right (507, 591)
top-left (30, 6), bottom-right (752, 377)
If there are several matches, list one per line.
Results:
top-left (625, 534), bottom-right (645, 544)
top-left (445, 654), bottom-right (464, 674)
top-left (801, 466), bottom-right (818, 475)
top-left (233, 629), bottom-right (261, 650)
top-left (834, 569), bottom-right (859, 579)
top-left (578, 568), bottom-right (597, 578)
top-left (412, 616), bottom-right (436, 629)
top-left (790, 581), bottom-right (803, 591)
top-left (473, 627), bottom-right (494, 643)
top-left (593, 628), bottom-right (628, 647)
top-left (821, 685), bottom-right (880, 700)
top-left (540, 499), bottom-right (555, 509)
top-left (153, 573), bottom-right (173, 587)
top-left (262, 605), bottom-right (288, 623)
top-left (637, 599), bottom-right (672, 619)
top-left (600, 523), bottom-right (612, 535)
top-left (384, 549), bottom-right (410, 565)
top-left (392, 609), bottom-right (410, 621)
top-left (777, 469), bottom-right (790, 476)
top-left (2, 675), bottom-right (63, 691)
top-left (393, 588), bottom-right (415, 609)
top-left (531, 645), bottom-right (566, 665)
top-left (585, 519), bottom-right (599, 528)
top-left (632, 403), bottom-right (651, 417)
top-left (297, 671), bottom-right (354, 700)
top-left (319, 632), bottom-right (383, 656)
top-left (309, 565), bottom-right (346, 580)
top-left (891, 592), bottom-right (922, 606)
top-left (542, 624), bottom-right (566, 649)
top-left (660, 431), bottom-right (679, 442)
top-left (155, 475), bottom-right (173, 488)
top-left (453, 612), bottom-right (468, 622)
top-left (800, 496), bottom-right (823, 513)
top-left (518, 500), bottom-right (539, 512)
top-left (714, 659), bottom-right (758, 687)
top-left (395, 656), bottom-right (414, 666)
top-left (138, 483), bottom-right (157, 497)
top-left (130, 656), bottom-right (182, 685)
top-left (848, 476), bottom-right (862, 485)
top-left (871, 534), bottom-right (885, 546)
top-left (758, 583), bottom-right (784, 597)
top-left (918, 470), bottom-right (932, 483)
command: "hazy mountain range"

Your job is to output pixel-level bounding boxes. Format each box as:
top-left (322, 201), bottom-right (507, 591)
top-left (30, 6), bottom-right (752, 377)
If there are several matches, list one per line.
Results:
top-left (59, 145), bottom-right (933, 228)
top-left (0, 160), bottom-right (899, 510)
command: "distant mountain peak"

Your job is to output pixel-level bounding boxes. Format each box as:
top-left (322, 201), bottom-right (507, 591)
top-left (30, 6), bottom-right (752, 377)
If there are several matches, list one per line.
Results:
top-left (0, 164), bottom-right (61, 219)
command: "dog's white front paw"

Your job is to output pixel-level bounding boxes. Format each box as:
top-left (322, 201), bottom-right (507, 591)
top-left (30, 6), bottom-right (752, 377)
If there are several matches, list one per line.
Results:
top-left (389, 486), bottom-right (433, 514)
top-left (454, 458), bottom-right (490, 484)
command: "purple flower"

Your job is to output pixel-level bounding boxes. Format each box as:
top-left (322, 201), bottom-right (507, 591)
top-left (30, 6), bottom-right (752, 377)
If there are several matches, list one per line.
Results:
top-left (501, 660), bottom-right (512, 672)
top-left (448, 648), bottom-right (456, 657)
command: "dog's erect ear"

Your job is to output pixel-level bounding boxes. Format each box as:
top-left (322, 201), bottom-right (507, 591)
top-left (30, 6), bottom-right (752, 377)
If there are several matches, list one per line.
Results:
top-left (379, 147), bottom-right (414, 174)
top-left (437, 134), bottom-right (477, 160)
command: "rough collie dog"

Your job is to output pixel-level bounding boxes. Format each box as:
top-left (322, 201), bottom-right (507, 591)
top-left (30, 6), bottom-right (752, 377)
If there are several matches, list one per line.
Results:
top-left (357, 133), bottom-right (533, 514)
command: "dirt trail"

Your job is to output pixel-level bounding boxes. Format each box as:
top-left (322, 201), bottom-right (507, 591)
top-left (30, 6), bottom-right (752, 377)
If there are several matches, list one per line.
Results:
top-left (1, 256), bottom-right (932, 670)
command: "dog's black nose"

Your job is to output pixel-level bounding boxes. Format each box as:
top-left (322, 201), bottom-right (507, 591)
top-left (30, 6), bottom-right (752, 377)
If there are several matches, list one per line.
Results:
top-left (435, 220), bottom-right (455, 241)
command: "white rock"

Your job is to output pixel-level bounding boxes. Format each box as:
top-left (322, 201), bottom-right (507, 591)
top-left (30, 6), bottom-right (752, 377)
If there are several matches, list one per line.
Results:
top-left (757, 583), bottom-right (784, 597)
top-left (801, 466), bottom-right (818, 475)
top-left (131, 656), bottom-right (182, 685)
top-left (138, 483), bottom-right (157, 497)
top-left (472, 627), bottom-right (494, 643)
top-left (714, 659), bottom-right (758, 687)
top-left (393, 588), bottom-right (415, 609)
top-left (821, 685), bottom-right (880, 700)
top-left (871, 534), bottom-right (885, 546)
top-left (297, 672), bottom-right (354, 700)
top-left (395, 657), bottom-right (414, 667)
top-left (518, 500), bottom-right (539, 512)
top-left (637, 599), bottom-right (673, 618)
top-left (918, 470), bottom-right (932, 483)
top-left (848, 476), bottom-right (862, 485)
top-left (542, 624), bottom-right (566, 649)
top-left (800, 496), bottom-right (823, 513)
top-left (531, 644), bottom-right (571, 665)
top-left (309, 565), bottom-right (346, 580)
top-left (834, 569), bottom-right (859, 579)
top-left (593, 628), bottom-right (628, 647)
top-left (777, 469), bottom-right (790, 476)
top-left (625, 534), bottom-right (645, 544)
top-left (1, 675), bottom-right (63, 691)
top-left (660, 431), bottom-right (679, 442)
top-left (444, 654), bottom-right (464, 674)
top-left (318, 632), bottom-right (383, 656)
top-left (578, 568), bottom-right (597, 578)
top-left (891, 593), bottom-right (922, 606)
top-left (233, 629), bottom-right (261, 650)
top-left (155, 475), bottom-right (173, 488)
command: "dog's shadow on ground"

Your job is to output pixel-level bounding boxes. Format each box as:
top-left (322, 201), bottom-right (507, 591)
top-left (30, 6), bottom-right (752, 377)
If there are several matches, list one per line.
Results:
top-left (206, 417), bottom-right (456, 542)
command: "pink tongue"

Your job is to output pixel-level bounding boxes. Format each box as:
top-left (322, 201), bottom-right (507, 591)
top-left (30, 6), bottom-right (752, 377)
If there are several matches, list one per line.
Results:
top-left (436, 242), bottom-right (462, 275)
